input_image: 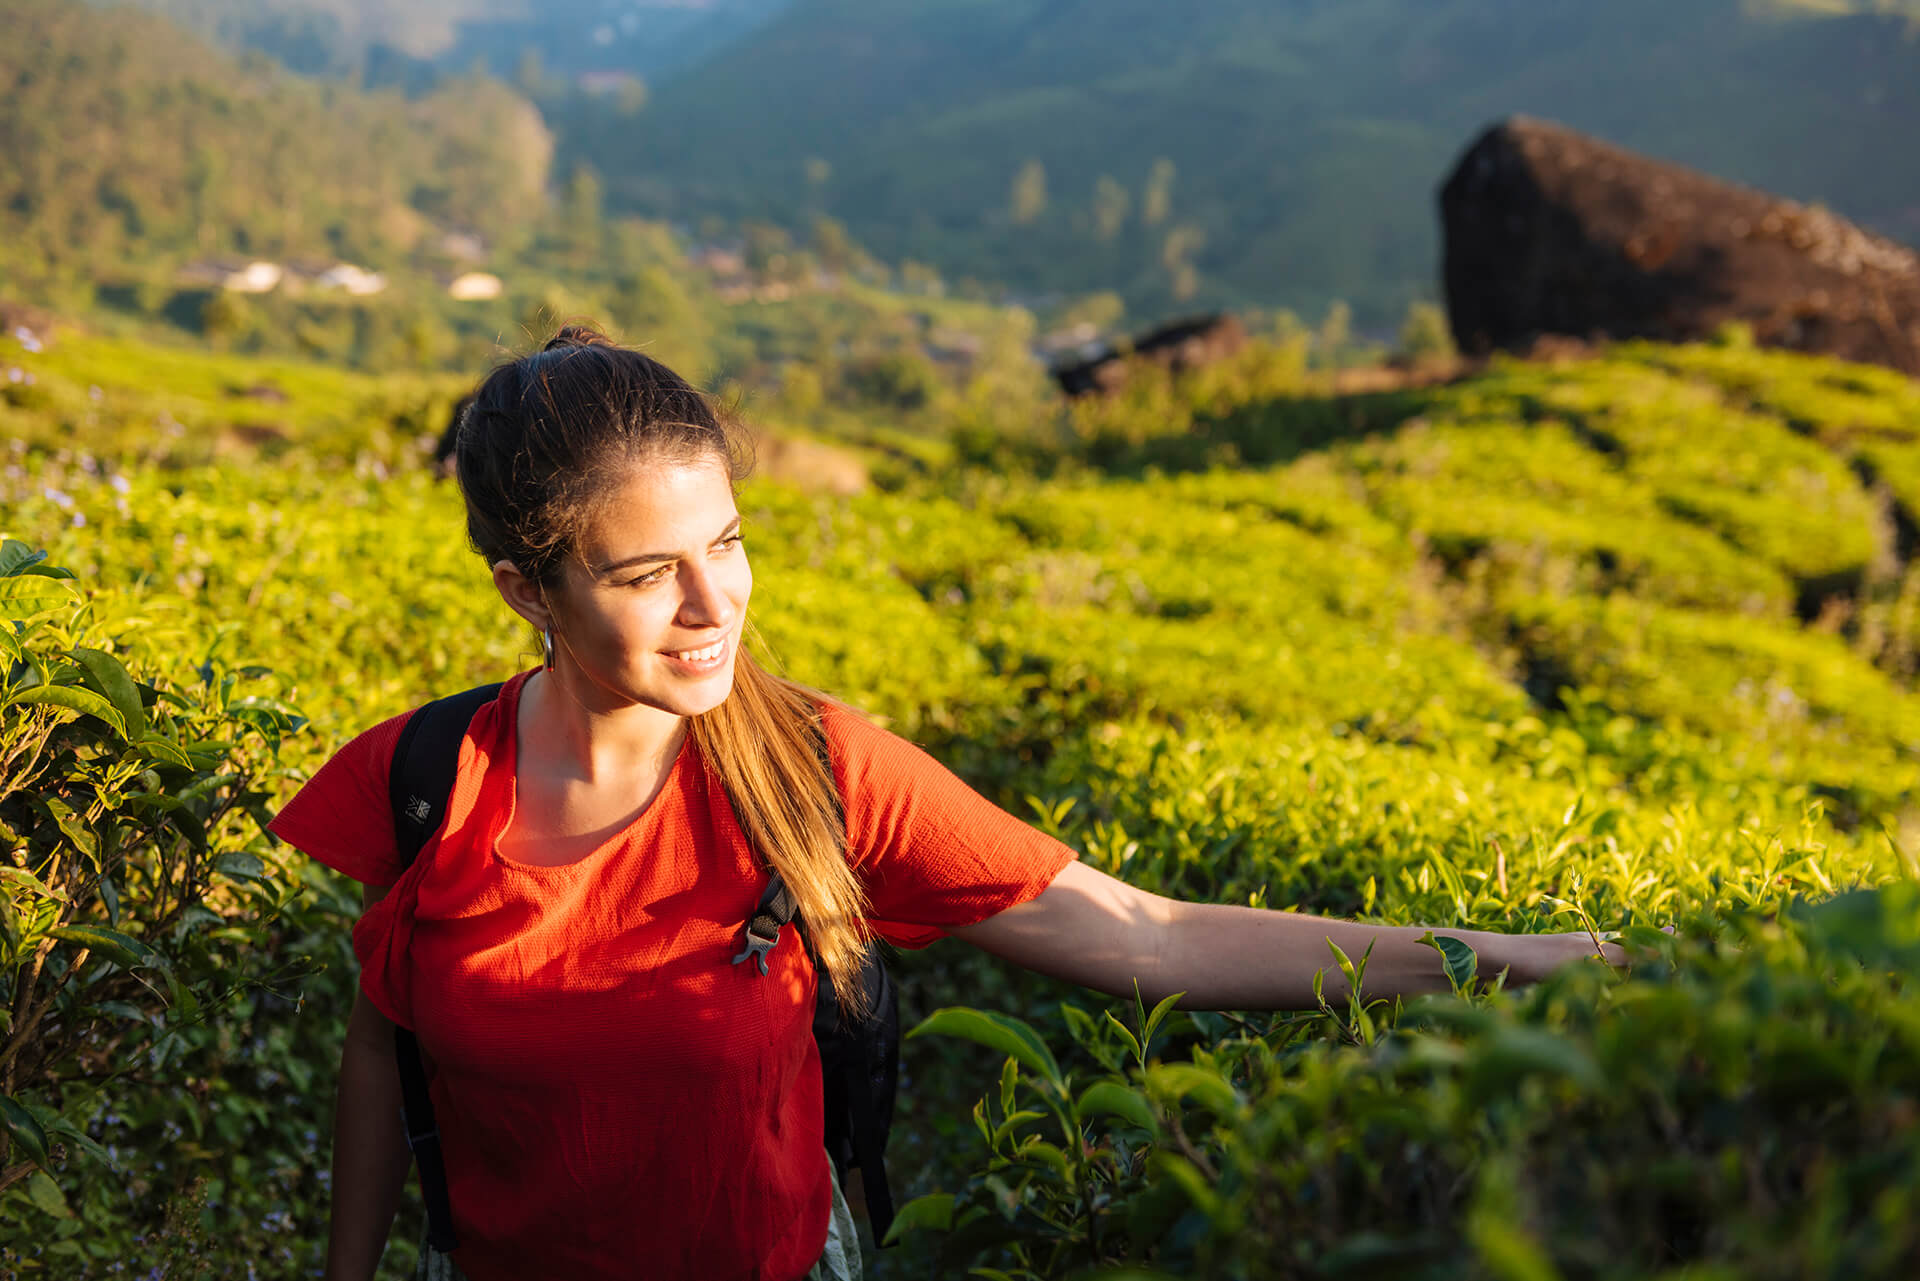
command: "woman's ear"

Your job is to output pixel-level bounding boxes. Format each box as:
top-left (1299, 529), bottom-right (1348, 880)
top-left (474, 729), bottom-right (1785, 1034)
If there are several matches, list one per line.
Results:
top-left (492, 559), bottom-right (552, 631)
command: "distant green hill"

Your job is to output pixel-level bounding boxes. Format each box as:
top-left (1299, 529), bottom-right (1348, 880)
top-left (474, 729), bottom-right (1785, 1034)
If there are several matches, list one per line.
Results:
top-left (118, 0), bottom-right (796, 83)
top-left (592, 0), bottom-right (1920, 327)
top-left (110, 0), bottom-right (520, 68)
top-left (1, 0), bottom-right (549, 287)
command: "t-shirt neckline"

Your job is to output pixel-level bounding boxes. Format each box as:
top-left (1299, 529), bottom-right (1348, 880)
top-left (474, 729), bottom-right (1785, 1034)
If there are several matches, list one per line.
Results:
top-left (487, 669), bottom-right (694, 878)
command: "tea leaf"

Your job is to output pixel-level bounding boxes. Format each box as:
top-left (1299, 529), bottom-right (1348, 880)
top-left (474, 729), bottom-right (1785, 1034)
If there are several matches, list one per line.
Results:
top-left (1076, 1081), bottom-right (1160, 1134)
top-left (1144, 1063), bottom-right (1239, 1115)
top-left (881, 1192), bottom-right (955, 1245)
top-left (24, 1171), bottom-right (72, 1219)
top-left (49, 924), bottom-right (166, 972)
top-left (0, 1093), bottom-right (50, 1169)
top-left (3, 683), bottom-right (125, 737)
top-left (0, 575), bottom-right (77, 619)
top-left (911, 1007), bottom-right (1063, 1090)
top-left (68, 646), bottom-right (147, 738)
top-left (0, 540), bottom-right (44, 577)
top-left (1420, 931), bottom-right (1480, 994)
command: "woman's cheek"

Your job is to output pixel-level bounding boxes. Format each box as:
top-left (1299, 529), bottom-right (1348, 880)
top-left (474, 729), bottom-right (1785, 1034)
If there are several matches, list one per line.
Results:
top-left (734, 559), bottom-right (754, 612)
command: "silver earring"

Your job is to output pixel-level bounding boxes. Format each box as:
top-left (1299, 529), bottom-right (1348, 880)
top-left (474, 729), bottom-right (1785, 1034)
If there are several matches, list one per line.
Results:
top-left (541, 627), bottom-right (555, 670)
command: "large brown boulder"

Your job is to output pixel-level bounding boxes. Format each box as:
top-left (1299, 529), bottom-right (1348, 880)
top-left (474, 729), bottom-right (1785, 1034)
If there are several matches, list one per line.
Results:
top-left (1440, 117), bottom-right (1920, 376)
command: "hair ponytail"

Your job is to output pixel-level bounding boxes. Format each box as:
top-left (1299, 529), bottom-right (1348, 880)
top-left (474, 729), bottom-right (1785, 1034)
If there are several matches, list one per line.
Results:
top-left (690, 645), bottom-right (874, 1017)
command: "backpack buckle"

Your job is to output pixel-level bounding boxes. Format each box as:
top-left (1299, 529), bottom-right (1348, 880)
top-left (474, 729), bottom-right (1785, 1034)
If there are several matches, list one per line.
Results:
top-left (732, 924), bottom-right (778, 975)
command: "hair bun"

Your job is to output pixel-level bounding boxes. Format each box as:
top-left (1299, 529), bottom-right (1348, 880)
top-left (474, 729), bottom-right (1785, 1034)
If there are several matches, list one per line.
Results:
top-left (543, 324), bottom-right (615, 352)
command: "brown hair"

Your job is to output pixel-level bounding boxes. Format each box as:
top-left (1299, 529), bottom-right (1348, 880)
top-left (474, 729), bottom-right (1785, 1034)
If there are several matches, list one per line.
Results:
top-left (453, 324), bottom-right (873, 1011)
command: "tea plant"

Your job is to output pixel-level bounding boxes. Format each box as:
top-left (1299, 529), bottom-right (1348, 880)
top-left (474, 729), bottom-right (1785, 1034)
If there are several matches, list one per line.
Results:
top-left (0, 540), bottom-right (328, 1276)
top-left (2, 329), bottom-right (1918, 1277)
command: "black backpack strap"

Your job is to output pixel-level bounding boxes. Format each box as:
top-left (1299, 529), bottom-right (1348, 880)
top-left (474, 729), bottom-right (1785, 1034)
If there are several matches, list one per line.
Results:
top-left (395, 1026), bottom-right (459, 1253)
top-left (389, 683), bottom-right (503, 866)
top-left (384, 682), bottom-right (502, 1255)
top-left (838, 959), bottom-right (899, 1244)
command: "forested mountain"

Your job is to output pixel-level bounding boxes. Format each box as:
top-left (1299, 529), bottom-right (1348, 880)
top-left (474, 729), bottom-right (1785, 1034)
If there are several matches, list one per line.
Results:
top-left (13, 0), bottom-right (1920, 347)
top-left (107, 0), bottom-right (520, 71)
top-left (119, 0), bottom-right (795, 83)
top-left (590, 0), bottom-right (1920, 325)
top-left (1, 0), bottom-right (550, 282)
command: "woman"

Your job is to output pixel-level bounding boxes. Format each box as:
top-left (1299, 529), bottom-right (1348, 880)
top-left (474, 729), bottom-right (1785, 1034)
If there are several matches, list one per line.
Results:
top-left (272, 327), bottom-right (1627, 1281)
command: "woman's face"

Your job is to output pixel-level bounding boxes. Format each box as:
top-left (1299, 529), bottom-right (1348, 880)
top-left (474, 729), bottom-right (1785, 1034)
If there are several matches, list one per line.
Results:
top-left (540, 456), bottom-right (751, 718)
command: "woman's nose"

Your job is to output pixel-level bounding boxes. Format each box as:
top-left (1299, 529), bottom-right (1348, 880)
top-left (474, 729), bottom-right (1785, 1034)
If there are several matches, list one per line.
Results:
top-left (676, 562), bottom-right (736, 627)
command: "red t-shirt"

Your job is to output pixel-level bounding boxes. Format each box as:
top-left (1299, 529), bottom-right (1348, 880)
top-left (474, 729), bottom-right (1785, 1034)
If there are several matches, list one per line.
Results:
top-left (269, 671), bottom-right (1074, 1281)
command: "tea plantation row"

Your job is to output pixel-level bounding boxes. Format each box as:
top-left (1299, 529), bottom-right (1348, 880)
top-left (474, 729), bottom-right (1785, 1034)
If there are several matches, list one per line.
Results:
top-left (1, 328), bottom-right (1917, 1277)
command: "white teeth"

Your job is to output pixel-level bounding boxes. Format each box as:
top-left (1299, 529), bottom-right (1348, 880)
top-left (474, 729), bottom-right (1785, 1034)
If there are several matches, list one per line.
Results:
top-left (672, 640), bottom-right (725, 662)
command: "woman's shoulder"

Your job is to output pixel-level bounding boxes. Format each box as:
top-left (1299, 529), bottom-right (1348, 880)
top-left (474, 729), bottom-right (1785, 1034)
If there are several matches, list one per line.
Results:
top-left (267, 709), bottom-right (415, 885)
top-left (269, 675), bottom-right (526, 886)
top-left (815, 698), bottom-right (974, 800)
top-left (816, 698), bottom-right (909, 765)
top-left (331, 673), bottom-right (528, 784)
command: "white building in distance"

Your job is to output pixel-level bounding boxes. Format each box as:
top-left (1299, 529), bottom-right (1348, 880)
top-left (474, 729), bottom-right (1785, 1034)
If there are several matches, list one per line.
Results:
top-left (448, 272), bottom-right (504, 301)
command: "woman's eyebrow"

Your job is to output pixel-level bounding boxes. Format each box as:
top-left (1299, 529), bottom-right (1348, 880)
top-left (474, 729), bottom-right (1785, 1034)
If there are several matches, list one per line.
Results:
top-left (593, 516), bottom-right (742, 574)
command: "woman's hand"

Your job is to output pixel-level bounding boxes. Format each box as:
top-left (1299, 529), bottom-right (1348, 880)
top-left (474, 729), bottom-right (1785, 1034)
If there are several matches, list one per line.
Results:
top-left (1499, 930), bottom-right (1634, 986)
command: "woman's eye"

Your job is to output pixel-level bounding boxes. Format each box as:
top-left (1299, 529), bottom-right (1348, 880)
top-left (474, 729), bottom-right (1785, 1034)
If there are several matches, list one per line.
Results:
top-left (621, 565), bottom-right (672, 588)
top-left (715, 535), bottom-right (743, 553)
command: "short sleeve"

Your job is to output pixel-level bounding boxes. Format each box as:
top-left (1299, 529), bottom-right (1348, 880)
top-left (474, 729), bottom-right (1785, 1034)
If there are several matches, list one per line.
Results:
top-left (268, 711), bottom-right (413, 887)
top-left (822, 703), bottom-right (1077, 949)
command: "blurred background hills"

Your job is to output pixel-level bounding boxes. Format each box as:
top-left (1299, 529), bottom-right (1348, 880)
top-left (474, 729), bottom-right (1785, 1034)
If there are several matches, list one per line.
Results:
top-left (5, 0), bottom-right (1918, 388)
top-left (70, 0), bottom-right (1920, 327)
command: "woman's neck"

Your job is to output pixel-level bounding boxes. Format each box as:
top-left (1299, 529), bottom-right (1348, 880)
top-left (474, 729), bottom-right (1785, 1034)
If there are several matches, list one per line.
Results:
top-left (517, 667), bottom-right (688, 786)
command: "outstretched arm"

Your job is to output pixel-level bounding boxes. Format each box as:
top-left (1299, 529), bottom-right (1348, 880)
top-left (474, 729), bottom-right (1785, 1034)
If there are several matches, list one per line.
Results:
top-left (950, 860), bottom-right (1623, 1010)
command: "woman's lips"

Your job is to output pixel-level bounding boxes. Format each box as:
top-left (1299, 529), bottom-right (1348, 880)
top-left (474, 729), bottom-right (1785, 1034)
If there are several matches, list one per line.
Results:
top-left (662, 633), bottom-right (730, 675)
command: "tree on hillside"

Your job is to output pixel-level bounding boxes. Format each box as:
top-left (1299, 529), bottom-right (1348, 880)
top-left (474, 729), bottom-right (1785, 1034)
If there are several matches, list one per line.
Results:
top-left (559, 164), bottom-right (606, 268)
top-left (1092, 175), bottom-right (1130, 242)
top-left (812, 216), bottom-right (853, 273)
top-left (608, 261), bottom-right (711, 378)
top-left (900, 260), bottom-right (944, 296)
top-left (1317, 300), bottom-right (1356, 368)
top-left (1162, 223), bottom-right (1205, 301)
top-left (1398, 301), bottom-right (1457, 363)
top-left (1011, 159), bottom-right (1049, 225)
top-left (1050, 291), bottom-right (1126, 334)
top-left (743, 221), bottom-right (794, 280)
top-left (1142, 158), bottom-right (1176, 227)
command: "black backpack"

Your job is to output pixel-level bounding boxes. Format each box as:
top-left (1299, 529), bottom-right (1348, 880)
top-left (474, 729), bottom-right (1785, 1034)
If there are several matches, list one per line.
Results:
top-left (383, 684), bottom-right (899, 1254)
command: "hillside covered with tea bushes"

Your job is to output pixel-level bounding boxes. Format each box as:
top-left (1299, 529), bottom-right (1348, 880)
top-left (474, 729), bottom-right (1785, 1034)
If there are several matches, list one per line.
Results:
top-left (2, 325), bottom-right (1918, 1277)
top-left (608, 0), bottom-right (1920, 323)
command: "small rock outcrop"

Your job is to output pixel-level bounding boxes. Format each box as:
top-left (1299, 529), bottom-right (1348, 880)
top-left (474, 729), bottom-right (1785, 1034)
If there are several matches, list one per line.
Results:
top-left (1440, 117), bottom-right (1920, 376)
top-left (1051, 314), bottom-right (1248, 397)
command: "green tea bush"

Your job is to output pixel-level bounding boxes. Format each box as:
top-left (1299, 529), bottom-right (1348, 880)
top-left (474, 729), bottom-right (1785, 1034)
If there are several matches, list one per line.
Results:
top-left (0, 330), bottom-right (467, 469)
top-left (0, 539), bottom-right (339, 1277)
top-left (1502, 593), bottom-right (1920, 817)
top-left (3, 333), bottom-right (1918, 1278)
top-left (1354, 419), bottom-right (1795, 616)
top-left (1018, 714), bottom-right (1896, 925)
top-left (907, 887), bottom-right (1920, 1279)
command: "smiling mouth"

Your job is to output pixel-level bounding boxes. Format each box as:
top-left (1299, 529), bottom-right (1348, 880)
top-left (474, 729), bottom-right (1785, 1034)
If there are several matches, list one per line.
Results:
top-left (666, 636), bottom-right (729, 666)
